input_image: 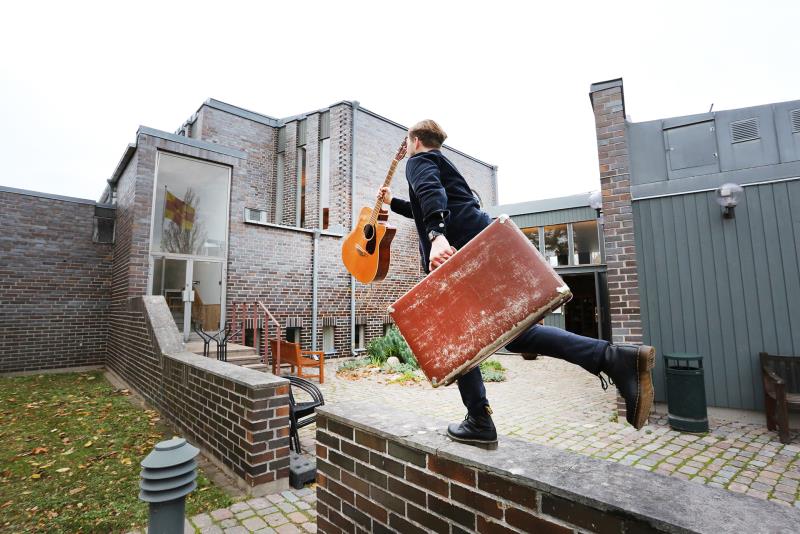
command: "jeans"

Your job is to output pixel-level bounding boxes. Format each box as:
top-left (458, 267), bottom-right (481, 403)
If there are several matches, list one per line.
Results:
top-left (457, 324), bottom-right (609, 416)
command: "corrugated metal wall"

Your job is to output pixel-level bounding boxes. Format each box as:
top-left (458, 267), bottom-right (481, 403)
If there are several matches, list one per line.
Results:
top-left (633, 178), bottom-right (800, 410)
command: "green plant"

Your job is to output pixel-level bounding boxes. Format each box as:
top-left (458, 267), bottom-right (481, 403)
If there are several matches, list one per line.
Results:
top-left (367, 326), bottom-right (418, 369)
top-left (388, 370), bottom-right (420, 384)
top-left (479, 359), bottom-right (507, 382)
top-left (338, 357), bottom-right (370, 371)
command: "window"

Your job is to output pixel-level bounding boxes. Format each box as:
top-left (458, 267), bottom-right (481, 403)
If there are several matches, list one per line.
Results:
top-left (151, 152), bottom-right (230, 258)
top-left (572, 220), bottom-right (601, 265)
top-left (297, 147), bottom-right (307, 228)
top-left (543, 224), bottom-right (569, 267)
top-left (383, 323), bottom-right (392, 337)
top-left (521, 227), bottom-right (540, 251)
top-left (276, 126), bottom-right (286, 224)
top-left (355, 325), bottom-right (366, 350)
top-left (286, 327), bottom-right (301, 344)
top-left (320, 138), bottom-right (331, 229)
top-left (93, 206), bottom-right (115, 244)
top-left (323, 325), bottom-right (335, 354)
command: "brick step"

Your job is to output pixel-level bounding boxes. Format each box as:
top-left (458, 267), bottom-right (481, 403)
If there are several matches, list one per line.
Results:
top-left (242, 363), bottom-right (269, 372)
top-left (226, 354), bottom-right (263, 366)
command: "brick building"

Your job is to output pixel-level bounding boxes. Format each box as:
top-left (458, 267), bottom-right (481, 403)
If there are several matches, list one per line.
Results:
top-left (0, 99), bottom-right (496, 374)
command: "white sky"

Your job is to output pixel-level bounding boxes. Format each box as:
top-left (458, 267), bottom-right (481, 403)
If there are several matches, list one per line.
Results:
top-left (1, 1), bottom-right (798, 205)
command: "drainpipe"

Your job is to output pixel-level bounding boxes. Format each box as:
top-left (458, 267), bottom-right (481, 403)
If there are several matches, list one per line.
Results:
top-left (350, 101), bottom-right (359, 356)
top-left (311, 228), bottom-right (320, 351)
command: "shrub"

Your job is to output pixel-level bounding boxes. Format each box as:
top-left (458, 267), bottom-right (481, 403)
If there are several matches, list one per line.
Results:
top-left (480, 358), bottom-right (506, 382)
top-left (367, 326), bottom-right (418, 369)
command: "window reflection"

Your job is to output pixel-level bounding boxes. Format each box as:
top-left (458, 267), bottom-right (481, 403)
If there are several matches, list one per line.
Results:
top-left (151, 153), bottom-right (230, 258)
top-left (521, 227), bottom-right (540, 251)
top-left (543, 224), bottom-right (569, 266)
top-left (572, 220), bottom-right (601, 265)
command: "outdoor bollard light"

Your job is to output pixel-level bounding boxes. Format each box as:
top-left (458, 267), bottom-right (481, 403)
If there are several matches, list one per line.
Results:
top-left (715, 182), bottom-right (743, 219)
top-left (139, 437), bottom-right (199, 534)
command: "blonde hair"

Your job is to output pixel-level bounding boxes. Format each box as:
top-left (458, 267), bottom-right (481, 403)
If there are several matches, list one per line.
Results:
top-left (409, 120), bottom-right (447, 149)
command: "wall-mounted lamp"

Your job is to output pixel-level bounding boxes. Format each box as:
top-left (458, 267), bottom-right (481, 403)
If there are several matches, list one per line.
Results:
top-left (714, 182), bottom-right (743, 219)
top-left (588, 190), bottom-right (603, 224)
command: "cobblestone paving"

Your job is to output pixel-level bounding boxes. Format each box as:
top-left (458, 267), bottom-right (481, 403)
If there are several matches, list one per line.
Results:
top-left (136, 354), bottom-right (799, 532)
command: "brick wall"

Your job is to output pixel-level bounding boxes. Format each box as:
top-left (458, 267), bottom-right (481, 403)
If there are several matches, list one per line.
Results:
top-left (107, 296), bottom-right (290, 492)
top-left (0, 189), bottom-right (112, 373)
top-left (315, 402), bottom-right (800, 534)
top-left (590, 79), bottom-right (642, 345)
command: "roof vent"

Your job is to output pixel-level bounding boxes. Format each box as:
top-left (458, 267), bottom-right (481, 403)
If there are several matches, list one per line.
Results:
top-left (730, 118), bottom-right (759, 143)
top-left (791, 109), bottom-right (800, 134)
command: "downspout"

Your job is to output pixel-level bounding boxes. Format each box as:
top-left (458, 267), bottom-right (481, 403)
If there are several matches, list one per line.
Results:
top-left (311, 228), bottom-right (320, 351)
top-left (491, 165), bottom-right (499, 205)
top-left (350, 101), bottom-right (359, 356)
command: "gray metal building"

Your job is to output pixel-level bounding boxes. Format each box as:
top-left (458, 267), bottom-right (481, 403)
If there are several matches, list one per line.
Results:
top-left (628, 100), bottom-right (800, 411)
top-left (494, 96), bottom-right (800, 412)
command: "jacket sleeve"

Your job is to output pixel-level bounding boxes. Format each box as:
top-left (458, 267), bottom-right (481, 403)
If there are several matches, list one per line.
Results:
top-left (389, 197), bottom-right (414, 219)
top-left (406, 156), bottom-right (450, 234)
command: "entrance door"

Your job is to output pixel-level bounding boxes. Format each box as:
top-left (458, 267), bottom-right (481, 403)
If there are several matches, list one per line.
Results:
top-left (152, 257), bottom-right (223, 341)
top-left (562, 273), bottom-right (600, 339)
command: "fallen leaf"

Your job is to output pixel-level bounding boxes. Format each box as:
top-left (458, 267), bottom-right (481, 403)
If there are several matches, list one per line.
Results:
top-left (120, 458), bottom-right (131, 465)
top-left (68, 486), bottom-right (85, 495)
top-left (61, 448), bottom-right (75, 456)
top-left (32, 447), bottom-right (48, 455)
top-left (84, 441), bottom-right (93, 448)
top-left (56, 468), bottom-right (70, 473)
top-left (30, 473), bottom-right (41, 480)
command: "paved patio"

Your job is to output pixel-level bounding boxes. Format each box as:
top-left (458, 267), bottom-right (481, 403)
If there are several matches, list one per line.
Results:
top-left (147, 353), bottom-right (799, 533)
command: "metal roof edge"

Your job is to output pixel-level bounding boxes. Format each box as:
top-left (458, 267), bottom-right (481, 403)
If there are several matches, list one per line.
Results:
top-left (137, 126), bottom-right (248, 159)
top-left (0, 184), bottom-right (107, 206)
top-left (107, 143), bottom-right (137, 185)
top-left (485, 191), bottom-right (593, 217)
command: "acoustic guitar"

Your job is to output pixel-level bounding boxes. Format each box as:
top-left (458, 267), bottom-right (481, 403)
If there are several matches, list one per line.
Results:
top-left (341, 139), bottom-right (407, 284)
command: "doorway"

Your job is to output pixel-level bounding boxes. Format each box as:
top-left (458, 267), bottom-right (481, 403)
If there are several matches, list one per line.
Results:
top-left (561, 272), bottom-right (609, 341)
top-left (151, 257), bottom-right (223, 341)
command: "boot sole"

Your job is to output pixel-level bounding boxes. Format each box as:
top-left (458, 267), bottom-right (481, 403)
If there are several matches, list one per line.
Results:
top-left (446, 430), bottom-right (499, 450)
top-left (632, 345), bottom-right (656, 430)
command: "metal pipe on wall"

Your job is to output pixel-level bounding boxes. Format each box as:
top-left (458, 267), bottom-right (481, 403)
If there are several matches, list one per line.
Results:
top-left (311, 228), bottom-right (320, 351)
top-left (350, 102), bottom-right (359, 356)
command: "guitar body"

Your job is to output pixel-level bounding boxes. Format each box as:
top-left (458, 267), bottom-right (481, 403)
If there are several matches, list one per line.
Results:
top-left (342, 206), bottom-right (397, 284)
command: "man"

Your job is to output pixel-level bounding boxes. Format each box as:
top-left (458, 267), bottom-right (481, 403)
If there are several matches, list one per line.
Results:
top-left (381, 119), bottom-right (655, 447)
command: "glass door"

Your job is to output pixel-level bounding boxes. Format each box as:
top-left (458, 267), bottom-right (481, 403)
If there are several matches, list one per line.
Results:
top-left (152, 257), bottom-right (223, 341)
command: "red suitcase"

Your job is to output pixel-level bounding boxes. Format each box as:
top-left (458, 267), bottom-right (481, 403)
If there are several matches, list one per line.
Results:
top-left (388, 215), bottom-right (572, 387)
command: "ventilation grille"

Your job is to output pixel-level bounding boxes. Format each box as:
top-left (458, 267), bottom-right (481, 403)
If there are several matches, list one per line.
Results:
top-left (791, 109), bottom-right (800, 134)
top-left (93, 217), bottom-right (115, 244)
top-left (730, 118), bottom-right (759, 143)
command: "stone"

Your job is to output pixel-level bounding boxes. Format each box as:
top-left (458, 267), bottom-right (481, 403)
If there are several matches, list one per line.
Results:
top-left (211, 508), bottom-right (234, 521)
top-left (242, 516), bottom-right (268, 530)
top-left (192, 514), bottom-right (213, 528)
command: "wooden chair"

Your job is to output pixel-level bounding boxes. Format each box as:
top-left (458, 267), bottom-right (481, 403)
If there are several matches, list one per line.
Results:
top-left (268, 339), bottom-right (325, 384)
top-left (759, 352), bottom-right (800, 444)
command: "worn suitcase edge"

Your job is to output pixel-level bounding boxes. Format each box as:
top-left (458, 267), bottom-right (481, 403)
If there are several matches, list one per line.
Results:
top-left (433, 288), bottom-right (572, 387)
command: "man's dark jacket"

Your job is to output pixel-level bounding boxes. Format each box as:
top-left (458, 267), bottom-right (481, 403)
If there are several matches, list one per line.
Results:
top-left (390, 149), bottom-right (490, 273)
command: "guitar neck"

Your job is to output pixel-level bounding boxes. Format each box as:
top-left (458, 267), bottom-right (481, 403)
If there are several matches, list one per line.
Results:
top-left (369, 158), bottom-right (400, 224)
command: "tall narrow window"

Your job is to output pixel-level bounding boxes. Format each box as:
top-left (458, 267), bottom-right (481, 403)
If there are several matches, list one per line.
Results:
top-left (320, 111), bottom-right (331, 230)
top-left (296, 119), bottom-right (307, 228)
top-left (572, 220), bottom-right (601, 265)
top-left (297, 147), bottom-right (307, 228)
top-left (355, 325), bottom-right (366, 350)
top-left (275, 126), bottom-right (286, 224)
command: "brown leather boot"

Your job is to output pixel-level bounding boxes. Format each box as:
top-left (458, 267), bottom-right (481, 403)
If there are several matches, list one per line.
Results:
top-left (599, 344), bottom-right (656, 430)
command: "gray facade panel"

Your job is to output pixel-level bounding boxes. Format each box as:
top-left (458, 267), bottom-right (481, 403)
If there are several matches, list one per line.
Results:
top-left (508, 207), bottom-right (597, 228)
top-left (634, 179), bottom-right (800, 410)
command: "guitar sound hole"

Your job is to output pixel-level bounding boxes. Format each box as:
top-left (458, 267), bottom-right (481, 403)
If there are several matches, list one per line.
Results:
top-left (363, 224), bottom-right (375, 241)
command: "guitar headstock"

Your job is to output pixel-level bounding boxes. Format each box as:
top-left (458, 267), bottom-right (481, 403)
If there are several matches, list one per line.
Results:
top-left (395, 138), bottom-right (408, 161)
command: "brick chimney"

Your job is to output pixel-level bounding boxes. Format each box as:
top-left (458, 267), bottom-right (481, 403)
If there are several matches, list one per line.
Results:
top-left (589, 79), bottom-right (642, 345)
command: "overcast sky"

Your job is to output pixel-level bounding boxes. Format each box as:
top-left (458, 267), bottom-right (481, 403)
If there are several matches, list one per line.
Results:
top-left (1, 1), bottom-right (798, 205)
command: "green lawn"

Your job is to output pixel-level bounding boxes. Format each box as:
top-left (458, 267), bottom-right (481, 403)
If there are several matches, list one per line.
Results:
top-left (0, 372), bottom-right (232, 533)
